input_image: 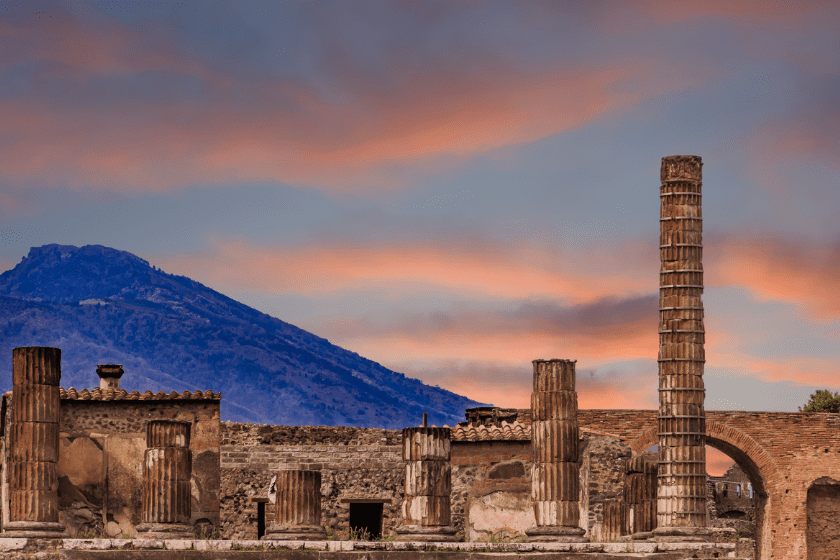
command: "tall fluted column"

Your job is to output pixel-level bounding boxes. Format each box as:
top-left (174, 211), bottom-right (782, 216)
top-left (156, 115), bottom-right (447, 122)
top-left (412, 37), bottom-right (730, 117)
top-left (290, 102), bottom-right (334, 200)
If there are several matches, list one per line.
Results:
top-left (526, 359), bottom-right (587, 542)
top-left (4, 347), bottom-right (67, 538)
top-left (264, 470), bottom-right (326, 540)
top-left (625, 454), bottom-right (657, 539)
top-left (396, 427), bottom-right (458, 542)
top-left (137, 421), bottom-right (194, 539)
top-left (654, 155), bottom-right (711, 542)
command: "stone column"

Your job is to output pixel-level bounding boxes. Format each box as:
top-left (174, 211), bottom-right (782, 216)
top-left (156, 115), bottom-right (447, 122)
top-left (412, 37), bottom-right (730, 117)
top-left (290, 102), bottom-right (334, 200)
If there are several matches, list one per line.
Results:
top-left (4, 347), bottom-right (67, 538)
top-left (602, 500), bottom-right (626, 542)
top-left (654, 155), bottom-right (711, 542)
top-left (396, 427), bottom-right (457, 541)
top-left (137, 421), bottom-right (194, 539)
top-left (264, 470), bottom-right (326, 540)
top-left (526, 359), bottom-right (587, 542)
top-left (625, 454), bottom-right (657, 539)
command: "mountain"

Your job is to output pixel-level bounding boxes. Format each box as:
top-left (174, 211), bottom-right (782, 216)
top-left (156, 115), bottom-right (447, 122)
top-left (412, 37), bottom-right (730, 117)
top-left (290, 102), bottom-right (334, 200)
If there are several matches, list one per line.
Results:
top-left (0, 244), bottom-right (485, 428)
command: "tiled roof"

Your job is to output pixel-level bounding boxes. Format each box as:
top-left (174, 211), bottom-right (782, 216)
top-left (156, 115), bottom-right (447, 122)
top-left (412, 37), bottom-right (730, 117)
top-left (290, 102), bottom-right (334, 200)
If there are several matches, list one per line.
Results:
top-left (450, 421), bottom-right (622, 443)
top-left (451, 420), bottom-right (531, 442)
top-left (60, 387), bottom-right (221, 401)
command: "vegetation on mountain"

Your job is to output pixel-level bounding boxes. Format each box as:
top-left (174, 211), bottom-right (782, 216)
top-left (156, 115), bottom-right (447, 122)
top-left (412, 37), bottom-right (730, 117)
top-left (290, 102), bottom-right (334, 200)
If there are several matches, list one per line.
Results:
top-left (0, 244), bottom-right (484, 427)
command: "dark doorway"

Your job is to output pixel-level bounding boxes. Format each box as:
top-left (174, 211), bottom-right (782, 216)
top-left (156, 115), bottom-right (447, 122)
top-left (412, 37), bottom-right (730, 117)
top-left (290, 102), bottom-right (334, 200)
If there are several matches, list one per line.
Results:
top-left (257, 501), bottom-right (266, 539)
top-left (349, 502), bottom-right (383, 540)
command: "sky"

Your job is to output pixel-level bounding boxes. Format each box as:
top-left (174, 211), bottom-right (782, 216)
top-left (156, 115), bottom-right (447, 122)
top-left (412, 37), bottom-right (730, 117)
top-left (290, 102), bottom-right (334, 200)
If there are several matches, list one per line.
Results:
top-left (1, 0), bottom-right (839, 476)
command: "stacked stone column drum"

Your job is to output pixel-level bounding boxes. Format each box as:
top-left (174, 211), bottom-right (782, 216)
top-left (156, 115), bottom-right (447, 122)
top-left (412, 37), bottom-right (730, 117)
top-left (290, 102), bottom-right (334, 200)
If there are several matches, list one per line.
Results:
top-left (137, 421), bottom-right (194, 539)
top-left (264, 470), bottom-right (327, 540)
top-left (655, 155), bottom-right (710, 541)
top-left (5, 347), bottom-right (67, 537)
top-left (525, 359), bottom-right (587, 542)
top-left (625, 455), bottom-right (657, 538)
top-left (396, 427), bottom-right (458, 542)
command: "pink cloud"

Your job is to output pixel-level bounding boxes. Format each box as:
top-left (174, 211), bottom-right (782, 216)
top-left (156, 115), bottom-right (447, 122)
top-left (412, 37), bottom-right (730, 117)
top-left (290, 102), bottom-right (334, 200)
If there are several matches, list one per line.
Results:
top-left (707, 235), bottom-right (840, 319)
top-left (0, 9), bottom-right (721, 194)
top-left (155, 237), bottom-right (655, 302)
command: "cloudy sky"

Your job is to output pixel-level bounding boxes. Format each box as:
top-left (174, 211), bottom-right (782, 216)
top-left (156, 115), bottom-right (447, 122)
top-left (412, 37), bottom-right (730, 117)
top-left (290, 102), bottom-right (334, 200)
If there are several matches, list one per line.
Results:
top-left (1, 1), bottom-right (839, 472)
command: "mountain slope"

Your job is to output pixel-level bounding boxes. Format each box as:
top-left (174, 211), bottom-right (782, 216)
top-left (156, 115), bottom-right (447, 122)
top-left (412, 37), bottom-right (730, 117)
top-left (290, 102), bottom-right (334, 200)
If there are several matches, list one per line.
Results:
top-left (0, 244), bottom-right (485, 428)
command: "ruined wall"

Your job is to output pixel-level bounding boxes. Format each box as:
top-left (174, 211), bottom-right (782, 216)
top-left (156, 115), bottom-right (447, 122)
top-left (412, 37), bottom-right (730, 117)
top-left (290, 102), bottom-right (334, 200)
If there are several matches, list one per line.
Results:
top-left (1, 395), bottom-right (221, 538)
top-left (220, 422), bottom-right (403, 540)
top-left (449, 433), bottom-right (630, 543)
top-left (450, 440), bottom-right (532, 542)
top-left (578, 434), bottom-right (631, 541)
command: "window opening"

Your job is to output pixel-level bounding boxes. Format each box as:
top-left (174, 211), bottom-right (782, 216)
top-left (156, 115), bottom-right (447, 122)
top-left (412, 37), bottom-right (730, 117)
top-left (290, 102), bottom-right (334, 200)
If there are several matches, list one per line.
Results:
top-left (349, 502), bottom-right (383, 540)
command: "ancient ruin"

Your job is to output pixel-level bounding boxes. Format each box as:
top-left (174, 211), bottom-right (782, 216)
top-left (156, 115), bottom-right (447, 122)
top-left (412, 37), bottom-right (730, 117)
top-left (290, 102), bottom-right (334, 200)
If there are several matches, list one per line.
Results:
top-left (264, 470), bottom-right (327, 540)
top-left (396, 426), bottom-right (457, 541)
top-left (0, 156), bottom-right (838, 560)
top-left (656, 155), bottom-right (710, 542)
top-left (136, 421), bottom-right (194, 539)
top-left (5, 347), bottom-right (67, 538)
top-left (526, 359), bottom-right (586, 542)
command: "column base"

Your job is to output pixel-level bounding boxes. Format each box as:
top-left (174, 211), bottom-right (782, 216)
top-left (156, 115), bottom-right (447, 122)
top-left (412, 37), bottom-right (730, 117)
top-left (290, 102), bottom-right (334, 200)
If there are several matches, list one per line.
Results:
top-left (262, 525), bottom-right (327, 541)
top-left (2, 521), bottom-right (68, 538)
top-left (652, 526), bottom-right (713, 542)
top-left (525, 526), bottom-right (588, 543)
top-left (395, 525), bottom-right (459, 542)
top-left (630, 531), bottom-right (654, 541)
top-left (136, 523), bottom-right (195, 540)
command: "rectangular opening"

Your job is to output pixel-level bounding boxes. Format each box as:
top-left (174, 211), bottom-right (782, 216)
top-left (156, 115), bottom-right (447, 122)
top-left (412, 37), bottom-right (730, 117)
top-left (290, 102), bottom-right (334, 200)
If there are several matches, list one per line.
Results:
top-left (257, 501), bottom-right (266, 539)
top-left (349, 502), bottom-right (383, 540)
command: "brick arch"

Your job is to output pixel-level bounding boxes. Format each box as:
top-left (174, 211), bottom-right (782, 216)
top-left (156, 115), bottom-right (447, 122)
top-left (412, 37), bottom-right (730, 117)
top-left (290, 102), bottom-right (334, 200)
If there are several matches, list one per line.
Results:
top-left (628, 420), bottom-right (781, 491)
top-left (628, 420), bottom-right (781, 560)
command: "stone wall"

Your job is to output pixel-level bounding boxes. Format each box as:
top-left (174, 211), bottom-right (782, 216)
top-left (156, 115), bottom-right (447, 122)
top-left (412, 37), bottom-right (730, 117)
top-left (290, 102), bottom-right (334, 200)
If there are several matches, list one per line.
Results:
top-left (578, 434), bottom-right (631, 541)
top-left (219, 422), bottom-right (404, 540)
top-left (451, 440), bottom-right (532, 542)
top-left (1, 394), bottom-right (221, 538)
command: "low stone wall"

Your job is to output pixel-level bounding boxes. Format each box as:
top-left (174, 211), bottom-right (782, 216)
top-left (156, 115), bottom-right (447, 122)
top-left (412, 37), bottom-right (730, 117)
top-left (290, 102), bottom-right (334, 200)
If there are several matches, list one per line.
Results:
top-left (220, 422), bottom-right (404, 540)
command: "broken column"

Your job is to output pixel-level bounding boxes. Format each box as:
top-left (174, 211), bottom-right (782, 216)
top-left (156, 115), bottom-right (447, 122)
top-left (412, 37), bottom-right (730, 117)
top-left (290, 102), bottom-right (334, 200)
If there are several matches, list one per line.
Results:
top-left (4, 347), bottom-right (67, 538)
top-left (396, 426), bottom-right (458, 541)
top-left (655, 155), bottom-right (711, 542)
top-left (264, 470), bottom-right (327, 540)
top-left (136, 421), bottom-right (194, 539)
top-left (526, 359), bottom-right (587, 542)
top-left (625, 454), bottom-right (657, 539)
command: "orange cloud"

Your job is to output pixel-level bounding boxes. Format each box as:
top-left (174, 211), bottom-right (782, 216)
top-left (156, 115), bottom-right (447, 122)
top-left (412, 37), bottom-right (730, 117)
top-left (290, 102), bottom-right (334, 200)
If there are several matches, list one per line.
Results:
top-left (707, 235), bottom-right (840, 319)
top-left (389, 359), bottom-right (658, 412)
top-left (0, 8), bottom-right (721, 193)
top-left (155, 238), bottom-right (654, 302)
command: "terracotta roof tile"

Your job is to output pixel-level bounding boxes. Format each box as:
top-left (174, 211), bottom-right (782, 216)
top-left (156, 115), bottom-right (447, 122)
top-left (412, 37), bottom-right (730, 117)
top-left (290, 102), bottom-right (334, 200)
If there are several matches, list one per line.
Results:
top-left (451, 420), bottom-right (531, 442)
top-left (60, 387), bottom-right (221, 401)
top-left (451, 422), bottom-right (622, 443)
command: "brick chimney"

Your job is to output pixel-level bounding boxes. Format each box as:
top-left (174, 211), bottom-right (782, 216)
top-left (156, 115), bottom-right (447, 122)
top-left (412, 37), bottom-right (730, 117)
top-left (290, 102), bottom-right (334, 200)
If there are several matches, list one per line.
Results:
top-left (96, 364), bottom-right (124, 390)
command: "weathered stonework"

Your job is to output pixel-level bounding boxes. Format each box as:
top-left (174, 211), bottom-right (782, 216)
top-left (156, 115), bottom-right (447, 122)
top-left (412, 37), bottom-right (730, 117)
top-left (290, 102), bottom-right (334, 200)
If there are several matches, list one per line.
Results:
top-left (136, 421), bottom-right (193, 539)
top-left (656, 155), bottom-right (710, 542)
top-left (5, 347), bottom-right (66, 538)
top-left (219, 422), bottom-right (403, 540)
top-left (526, 360), bottom-right (586, 543)
top-left (626, 453), bottom-right (657, 538)
top-left (396, 427), bottom-right (457, 542)
top-left (264, 470), bottom-right (327, 540)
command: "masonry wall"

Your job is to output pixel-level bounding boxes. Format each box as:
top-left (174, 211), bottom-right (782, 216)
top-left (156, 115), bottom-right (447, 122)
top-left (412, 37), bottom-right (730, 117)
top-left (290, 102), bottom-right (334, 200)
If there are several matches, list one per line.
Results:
top-left (451, 440), bottom-right (531, 542)
top-left (1, 395), bottom-right (221, 538)
top-left (219, 423), bottom-right (403, 540)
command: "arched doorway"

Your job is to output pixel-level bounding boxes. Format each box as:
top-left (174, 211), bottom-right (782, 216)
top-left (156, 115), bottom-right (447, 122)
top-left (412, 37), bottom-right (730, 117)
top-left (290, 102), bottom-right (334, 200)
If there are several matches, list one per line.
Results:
top-left (630, 421), bottom-right (779, 560)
